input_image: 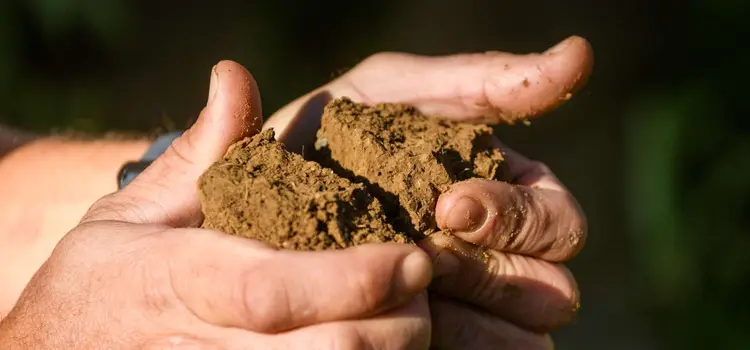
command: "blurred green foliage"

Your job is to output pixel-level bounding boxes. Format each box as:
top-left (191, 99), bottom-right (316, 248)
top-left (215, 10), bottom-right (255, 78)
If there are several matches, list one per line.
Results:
top-left (0, 1), bottom-right (131, 131)
top-left (1, 1), bottom-right (748, 349)
top-left (627, 86), bottom-right (750, 348)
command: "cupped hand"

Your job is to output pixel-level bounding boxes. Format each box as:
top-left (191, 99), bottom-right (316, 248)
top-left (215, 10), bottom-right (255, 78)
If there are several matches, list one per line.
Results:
top-left (265, 36), bottom-right (593, 349)
top-left (0, 61), bottom-right (432, 350)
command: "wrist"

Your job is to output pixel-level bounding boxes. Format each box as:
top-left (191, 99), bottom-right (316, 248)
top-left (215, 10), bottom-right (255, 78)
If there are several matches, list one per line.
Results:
top-left (0, 137), bottom-right (149, 316)
top-left (0, 137), bottom-right (150, 226)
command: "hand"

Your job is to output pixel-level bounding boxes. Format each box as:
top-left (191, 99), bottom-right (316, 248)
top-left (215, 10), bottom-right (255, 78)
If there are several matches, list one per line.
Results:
top-left (0, 61), bottom-right (432, 349)
top-left (265, 36), bottom-right (593, 349)
top-left (0, 125), bottom-right (34, 159)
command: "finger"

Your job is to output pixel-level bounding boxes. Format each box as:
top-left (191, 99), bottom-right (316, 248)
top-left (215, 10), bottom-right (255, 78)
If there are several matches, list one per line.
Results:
top-left (139, 328), bottom-right (257, 350)
top-left (429, 294), bottom-right (553, 350)
top-left (170, 230), bottom-right (432, 333)
top-left (502, 144), bottom-right (569, 192)
top-left (265, 35), bottom-right (593, 142)
top-left (82, 60), bottom-right (263, 226)
top-left (434, 137), bottom-right (587, 261)
top-left (419, 232), bottom-right (579, 332)
top-left (435, 175), bottom-right (586, 262)
top-left (268, 293), bottom-right (430, 350)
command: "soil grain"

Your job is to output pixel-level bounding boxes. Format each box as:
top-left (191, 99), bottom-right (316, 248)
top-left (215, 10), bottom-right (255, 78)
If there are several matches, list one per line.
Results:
top-left (316, 97), bottom-right (508, 238)
top-left (198, 129), bottom-right (409, 250)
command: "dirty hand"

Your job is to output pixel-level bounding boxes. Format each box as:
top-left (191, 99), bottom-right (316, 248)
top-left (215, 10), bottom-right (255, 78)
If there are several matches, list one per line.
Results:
top-left (0, 61), bottom-right (432, 350)
top-left (265, 35), bottom-right (593, 349)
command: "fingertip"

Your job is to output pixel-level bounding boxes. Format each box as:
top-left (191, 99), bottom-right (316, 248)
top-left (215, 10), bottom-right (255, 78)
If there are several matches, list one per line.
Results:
top-left (214, 59), bottom-right (251, 76)
top-left (488, 35), bottom-right (593, 123)
top-left (539, 35), bottom-right (594, 106)
top-left (557, 35), bottom-right (594, 91)
top-left (520, 261), bottom-right (581, 332)
top-left (209, 59), bottom-right (263, 134)
top-left (436, 178), bottom-right (495, 232)
top-left (183, 60), bottom-right (260, 160)
top-left (114, 60), bottom-right (263, 227)
top-left (350, 242), bottom-right (433, 293)
top-left (544, 35), bottom-right (590, 57)
top-left (400, 248), bottom-right (434, 292)
top-left (559, 264), bottom-right (581, 310)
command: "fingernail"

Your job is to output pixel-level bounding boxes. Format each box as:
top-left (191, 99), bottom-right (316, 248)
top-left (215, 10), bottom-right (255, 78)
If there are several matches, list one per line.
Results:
top-left (433, 249), bottom-right (460, 278)
top-left (400, 251), bottom-right (433, 291)
top-left (445, 197), bottom-right (487, 232)
top-left (544, 37), bottom-right (573, 55)
top-left (207, 65), bottom-right (219, 105)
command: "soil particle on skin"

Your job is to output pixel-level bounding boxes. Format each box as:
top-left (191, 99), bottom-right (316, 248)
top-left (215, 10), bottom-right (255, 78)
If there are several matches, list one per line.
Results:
top-left (315, 97), bottom-right (509, 239)
top-left (198, 129), bottom-right (410, 250)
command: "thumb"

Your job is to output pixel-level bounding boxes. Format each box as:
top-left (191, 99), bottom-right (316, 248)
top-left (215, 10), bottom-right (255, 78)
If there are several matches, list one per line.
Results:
top-left (83, 60), bottom-right (262, 226)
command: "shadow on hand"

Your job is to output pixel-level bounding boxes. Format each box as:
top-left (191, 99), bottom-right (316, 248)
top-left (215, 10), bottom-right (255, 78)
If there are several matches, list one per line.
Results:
top-left (275, 92), bottom-right (575, 333)
top-left (277, 90), bottom-right (424, 239)
top-left (419, 232), bottom-right (578, 333)
top-left (277, 90), bottom-right (333, 156)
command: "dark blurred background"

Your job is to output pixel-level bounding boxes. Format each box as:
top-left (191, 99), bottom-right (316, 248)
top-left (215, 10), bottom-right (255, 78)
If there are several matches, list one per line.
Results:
top-left (1, 1), bottom-right (748, 348)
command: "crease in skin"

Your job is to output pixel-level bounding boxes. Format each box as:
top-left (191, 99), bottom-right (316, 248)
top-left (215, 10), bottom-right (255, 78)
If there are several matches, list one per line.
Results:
top-left (437, 230), bottom-right (491, 266)
top-left (424, 232), bottom-right (581, 332)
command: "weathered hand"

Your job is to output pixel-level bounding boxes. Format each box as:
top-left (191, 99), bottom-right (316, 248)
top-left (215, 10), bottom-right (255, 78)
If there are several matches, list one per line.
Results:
top-left (265, 35), bottom-right (593, 349)
top-left (0, 61), bottom-right (432, 349)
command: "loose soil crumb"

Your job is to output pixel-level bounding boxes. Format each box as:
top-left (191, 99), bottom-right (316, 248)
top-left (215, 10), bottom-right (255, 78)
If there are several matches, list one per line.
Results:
top-left (198, 129), bottom-right (410, 250)
top-left (315, 97), bottom-right (509, 238)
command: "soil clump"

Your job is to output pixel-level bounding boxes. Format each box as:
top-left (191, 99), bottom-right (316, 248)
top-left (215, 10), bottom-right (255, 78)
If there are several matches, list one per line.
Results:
top-left (315, 98), bottom-right (508, 238)
top-left (198, 97), bottom-right (508, 249)
top-left (198, 129), bottom-right (409, 250)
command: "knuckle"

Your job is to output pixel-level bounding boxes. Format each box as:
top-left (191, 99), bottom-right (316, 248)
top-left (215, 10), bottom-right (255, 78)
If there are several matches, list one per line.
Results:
top-left (57, 221), bottom-right (117, 257)
top-left (82, 192), bottom-right (147, 223)
top-left (472, 76), bottom-right (495, 111)
top-left (486, 185), bottom-right (534, 251)
top-left (347, 260), bottom-right (393, 312)
top-left (81, 194), bottom-right (121, 222)
top-left (476, 53), bottom-right (517, 119)
top-left (523, 191), bottom-right (553, 248)
top-left (236, 263), bottom-right (291, 332)
top-left (470, 252), bottom-right (508, 305)
top-left (164, 138), bottom-right (197, 169)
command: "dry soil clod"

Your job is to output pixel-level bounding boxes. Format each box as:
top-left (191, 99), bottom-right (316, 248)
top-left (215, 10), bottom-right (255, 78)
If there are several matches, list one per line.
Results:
top-left (198, 129), bottom-right (409, 250)
top-left (199, 97), bottom-right (509, 250)
top-left (315, 97), bottom-right (509, 239)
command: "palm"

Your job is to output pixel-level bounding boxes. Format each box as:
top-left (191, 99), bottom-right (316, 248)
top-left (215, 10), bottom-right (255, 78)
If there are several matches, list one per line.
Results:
top-left (264, 36), bottom-right (593, 349)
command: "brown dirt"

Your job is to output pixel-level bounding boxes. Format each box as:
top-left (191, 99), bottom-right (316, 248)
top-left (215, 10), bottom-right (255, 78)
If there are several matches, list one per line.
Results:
top-left (198, 97), bottom-right (508, 250)
top-left (198, 129), bottom-right (410, 250)
top-left (315, 97), bottom-right (509, 239)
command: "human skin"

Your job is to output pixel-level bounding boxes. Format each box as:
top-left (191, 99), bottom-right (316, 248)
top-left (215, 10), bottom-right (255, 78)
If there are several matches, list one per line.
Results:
top-left (0, 133), bottom-right (150, 318)
top-left (265, 35), bottom-right (593, 348)
top-left (0, 61), bottom-right (433, 349)
top-left (0, 36), bottom-right (592, 349)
